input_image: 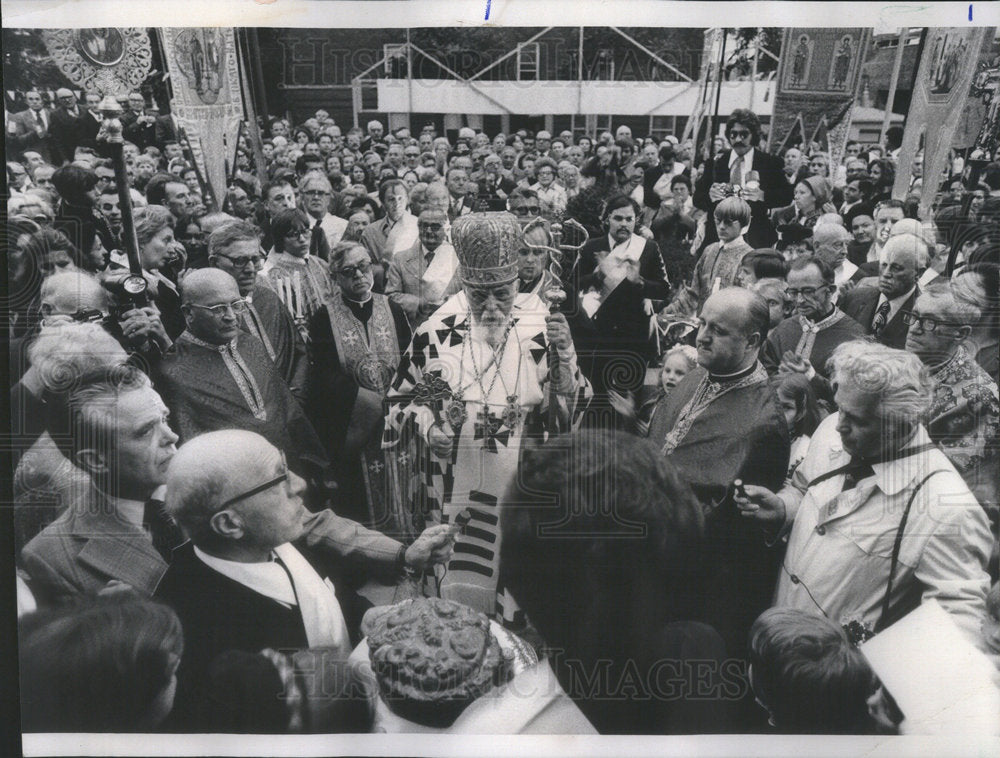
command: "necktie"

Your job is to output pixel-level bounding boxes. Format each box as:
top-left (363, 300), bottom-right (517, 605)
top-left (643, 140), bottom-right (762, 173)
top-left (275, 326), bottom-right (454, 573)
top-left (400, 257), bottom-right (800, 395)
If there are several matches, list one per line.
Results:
top-left (840, 458), bottom-right (875, 493)
top-left (311, 219), bottom-right (329, 262)
top-left (730, 155), bottom-right (743, 186)
top-left (872, 299), bottom-right (892, 336)
top-left (143, 499), bottom-right (184, 562)
top-left (424, 249), bottom-right (434, 266)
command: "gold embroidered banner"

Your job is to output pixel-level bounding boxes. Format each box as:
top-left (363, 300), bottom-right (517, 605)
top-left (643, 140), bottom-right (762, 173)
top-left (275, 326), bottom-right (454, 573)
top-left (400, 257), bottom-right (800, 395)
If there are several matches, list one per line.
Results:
top-left (893, 27), bottom-right (996, 218)
top-left (160, 28), bottom-right (244, 205)
top-left (768, 28), bottom-right (870, 169)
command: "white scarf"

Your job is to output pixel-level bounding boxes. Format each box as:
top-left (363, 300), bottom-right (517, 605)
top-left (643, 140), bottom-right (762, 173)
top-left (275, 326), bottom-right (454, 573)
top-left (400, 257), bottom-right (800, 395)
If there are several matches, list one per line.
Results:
top-left (420, 242), bottom-right (459, 304)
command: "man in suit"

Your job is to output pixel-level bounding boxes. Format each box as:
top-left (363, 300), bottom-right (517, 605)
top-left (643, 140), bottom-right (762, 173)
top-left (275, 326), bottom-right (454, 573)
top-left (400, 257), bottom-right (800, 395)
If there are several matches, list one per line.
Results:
top-left (8, 91), bottom-right (55, 164)
top-left (20, 366), bottom-right (185, 603)
top-left (839, 233), bottom-right (926, 349)
top-left (472, 153), bottom-right (517, 211)
top-left (156, 429), bottom-right (456, 729)
top-left (118, 91), bottom-right (147, 131)
top-left (124, 105), bottom-right (158, 152)
top-left (76, 92), bottom-right (104, 149)
top-left (386, 209), bottom-right (461, 327)
top-left (572, 194), bottom-right (669, 397)
top-left (360, 179), bottom-right (418, 289)
top-left (154, 110), bottom-right (185, 152)
top-left (207, 221), bottom-right (308, 401)
top-left (299, 170), bottom-right (347, 251)
top-left (48, 88), bottom-right (83, 164)
top-left (445, 166), bottom-right (474, 221)
top-left (694, 108), bottom-right (791, 250)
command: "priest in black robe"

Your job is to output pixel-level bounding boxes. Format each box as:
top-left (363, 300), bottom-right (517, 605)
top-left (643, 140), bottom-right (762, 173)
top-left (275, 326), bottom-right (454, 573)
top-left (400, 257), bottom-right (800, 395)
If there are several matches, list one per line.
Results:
top-left (306, 242), bottom-right (411, 533)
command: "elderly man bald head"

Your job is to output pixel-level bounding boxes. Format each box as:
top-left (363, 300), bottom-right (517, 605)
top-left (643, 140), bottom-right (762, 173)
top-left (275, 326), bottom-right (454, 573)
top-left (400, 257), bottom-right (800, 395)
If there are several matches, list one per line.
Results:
top-left (165, 430), bottom-right (309, 560)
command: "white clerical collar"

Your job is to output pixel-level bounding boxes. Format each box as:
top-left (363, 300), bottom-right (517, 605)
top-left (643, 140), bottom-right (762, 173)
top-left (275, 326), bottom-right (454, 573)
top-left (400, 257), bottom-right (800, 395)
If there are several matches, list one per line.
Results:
top-left (708, 360), bottom-right (760, 383)
top-left (193, 544), bottom-right (297, 607)
top-left (344, 292), bottom-right (372, 306)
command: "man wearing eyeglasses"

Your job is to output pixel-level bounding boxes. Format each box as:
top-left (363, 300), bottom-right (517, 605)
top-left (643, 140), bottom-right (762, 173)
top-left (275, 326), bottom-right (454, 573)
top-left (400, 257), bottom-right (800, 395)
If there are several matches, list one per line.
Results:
top-left (155, 269), bottom-right (329, 489)
top-left (761, 256), bottom-right (866, 398)
top-left (208, 221), bottom-right (308, 401)
top-left (386, 209), bottom-right (461, 327)
top-left (693, 108), bottom-right (791, 251)
top-left (299, 170), bottom-right (348, 249)
top-left (904, 287), bottom-right (1000, 507)
top-left (156, 429), bottom-right (456, 730)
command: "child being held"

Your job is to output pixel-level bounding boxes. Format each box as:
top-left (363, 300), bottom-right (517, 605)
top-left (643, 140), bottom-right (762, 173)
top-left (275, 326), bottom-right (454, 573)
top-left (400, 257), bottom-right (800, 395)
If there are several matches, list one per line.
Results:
top-left (749, 607), bottom-right (878, 734)
top-left (771, 373), bottom-right (822, 484)
top-left (610, 345), bottom-right (698, 436)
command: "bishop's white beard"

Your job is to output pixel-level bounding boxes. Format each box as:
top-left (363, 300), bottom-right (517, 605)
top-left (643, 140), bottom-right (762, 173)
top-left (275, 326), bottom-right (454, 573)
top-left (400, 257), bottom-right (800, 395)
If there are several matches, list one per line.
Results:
top-left (472, 310), bottom-right (510, 349)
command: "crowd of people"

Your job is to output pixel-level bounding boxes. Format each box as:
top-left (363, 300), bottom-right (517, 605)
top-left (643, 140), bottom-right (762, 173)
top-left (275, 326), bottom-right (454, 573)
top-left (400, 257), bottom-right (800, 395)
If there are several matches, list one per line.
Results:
top-left (7, 84), bottom-right (1000, 737)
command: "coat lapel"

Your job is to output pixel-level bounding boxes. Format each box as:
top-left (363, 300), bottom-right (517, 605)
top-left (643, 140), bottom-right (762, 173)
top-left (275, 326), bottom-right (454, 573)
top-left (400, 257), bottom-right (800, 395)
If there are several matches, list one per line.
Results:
top-left (73, 507), bottom-right (168, 591)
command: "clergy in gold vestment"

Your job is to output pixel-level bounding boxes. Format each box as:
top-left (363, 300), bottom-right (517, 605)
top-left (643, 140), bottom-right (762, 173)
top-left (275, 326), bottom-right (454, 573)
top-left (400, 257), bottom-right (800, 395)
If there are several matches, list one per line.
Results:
top-left (646, 288), bottom-right (789, 656)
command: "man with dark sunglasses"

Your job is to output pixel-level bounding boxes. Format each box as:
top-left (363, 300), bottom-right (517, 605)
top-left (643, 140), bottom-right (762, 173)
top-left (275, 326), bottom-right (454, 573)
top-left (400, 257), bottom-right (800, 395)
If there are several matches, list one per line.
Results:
top-left (693, 108), bottom-right (791, 251)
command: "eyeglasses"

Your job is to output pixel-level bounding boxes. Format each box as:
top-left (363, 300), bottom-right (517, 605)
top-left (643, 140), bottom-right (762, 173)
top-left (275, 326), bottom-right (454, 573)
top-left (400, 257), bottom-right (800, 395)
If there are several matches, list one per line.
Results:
top-left (512, 205), bottom-right (541, 216)
top-left (285, 227), bottom-right (312, 239)
top-left (217, 254), bottom-right (262, 270)
top-left (728, 129), bottom-right (751, 139)
top-left (302, 189), bottom-right (330, 198)
top-left (338, 260), bottom-right (373, 278)
top-left (466, 283), bottom-right (517, 305)
top-left (418, 223), bottom-right (445, 232)
top-left (189, 298), bottom-right (247, 317)
top-left (901, 312), bottom-right (967, 333)
top-left (785, 286), bottom-right (829, 299)
top-left (404, 152), bottom-right (420, 158)
top-left (219, 452), bottom-right (289, 509)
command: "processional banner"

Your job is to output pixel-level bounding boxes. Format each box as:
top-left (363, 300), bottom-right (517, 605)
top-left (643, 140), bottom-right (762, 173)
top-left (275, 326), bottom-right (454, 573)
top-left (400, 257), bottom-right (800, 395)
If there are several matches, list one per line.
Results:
top-left (160, 28), bottom-right (244, 205)
top-left (767, 28), bottom-right (870, 168)
top-left (893, 27), bottom-right (996, 218)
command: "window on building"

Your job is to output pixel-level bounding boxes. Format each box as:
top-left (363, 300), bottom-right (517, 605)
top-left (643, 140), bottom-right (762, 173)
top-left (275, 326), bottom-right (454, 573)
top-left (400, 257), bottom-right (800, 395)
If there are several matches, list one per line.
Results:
top-left (517, 43), bottom-right (540, 81)
top-left (649, 115), bottom-right (679, 140)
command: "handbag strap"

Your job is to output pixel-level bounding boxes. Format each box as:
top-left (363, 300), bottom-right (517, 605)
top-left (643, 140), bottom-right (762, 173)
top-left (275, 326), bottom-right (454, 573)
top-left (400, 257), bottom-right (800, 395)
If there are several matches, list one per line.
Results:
top-left (874, 469), bottom-right (948, 633)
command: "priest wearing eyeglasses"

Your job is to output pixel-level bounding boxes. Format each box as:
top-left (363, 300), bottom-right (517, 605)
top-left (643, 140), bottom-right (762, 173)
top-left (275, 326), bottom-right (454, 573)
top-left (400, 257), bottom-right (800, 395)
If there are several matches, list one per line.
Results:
top-left (156, 430), bottom-right (456, 731)
top-left (307, 242), bottom-right (412, 532)
top-left (154, 269), bottom-right (329, 488)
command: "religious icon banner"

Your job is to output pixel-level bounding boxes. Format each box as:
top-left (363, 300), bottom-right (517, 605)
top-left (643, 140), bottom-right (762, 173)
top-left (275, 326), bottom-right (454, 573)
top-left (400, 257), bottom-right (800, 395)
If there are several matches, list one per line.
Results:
top-left (893, 27), bottom-right (996, 218)
top-left (767, 28), bottom-right (870, 168)
top-left (40, 28), bottom-right (153, 96)
top-left (160, 27), bottom-right (244, 205)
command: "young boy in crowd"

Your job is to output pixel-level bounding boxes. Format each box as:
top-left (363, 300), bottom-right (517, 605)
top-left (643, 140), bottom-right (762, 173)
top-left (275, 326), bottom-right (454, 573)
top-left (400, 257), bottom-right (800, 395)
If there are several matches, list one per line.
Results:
top-left (748, 608), bottom-right (878, 734)
top-left (663, 195), bottom-right (754, 317)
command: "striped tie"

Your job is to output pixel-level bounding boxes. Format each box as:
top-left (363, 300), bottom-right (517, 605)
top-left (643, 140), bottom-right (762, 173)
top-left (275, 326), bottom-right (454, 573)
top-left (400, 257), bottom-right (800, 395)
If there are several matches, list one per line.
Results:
top-left (872, 299), bottom-right (892, 336)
